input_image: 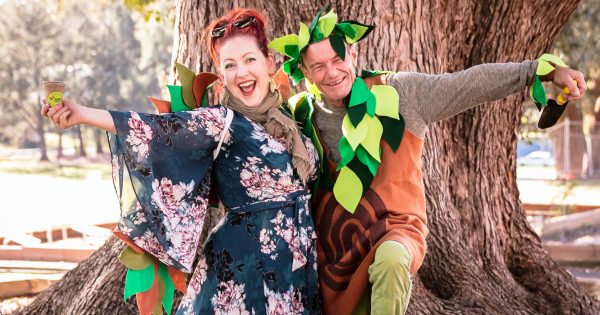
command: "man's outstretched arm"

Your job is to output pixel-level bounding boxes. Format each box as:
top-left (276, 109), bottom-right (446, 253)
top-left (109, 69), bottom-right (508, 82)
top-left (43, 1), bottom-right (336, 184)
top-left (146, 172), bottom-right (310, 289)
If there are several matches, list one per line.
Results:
top-left (386, 60), bottom-right (586, 130)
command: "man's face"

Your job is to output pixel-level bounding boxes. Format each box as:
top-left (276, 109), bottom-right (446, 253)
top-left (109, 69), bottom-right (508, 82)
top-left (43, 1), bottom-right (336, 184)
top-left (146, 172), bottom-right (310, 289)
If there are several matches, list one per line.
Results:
top-left (301, 38), bottom-right (357, 107)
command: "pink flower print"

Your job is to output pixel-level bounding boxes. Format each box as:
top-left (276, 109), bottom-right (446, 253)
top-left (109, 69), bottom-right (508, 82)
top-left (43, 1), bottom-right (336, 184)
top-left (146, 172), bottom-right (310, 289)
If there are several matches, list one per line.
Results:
top-left (132, 211), bottom-right (147, 225)
top-left (189, 108), bottom-right (229, 142)
top-left (240, 158), bottom-right (302, 200)
top-left (125, 112), bottom-right (153, 161)
top-left (211, 280), bottom-right (250, 315)
top-left (259, 229), bottom-right (277, 255)
top-left (150, 178), bottom-right (194, 223)
top-left (264, 284), bottom-right (305, 315)
top-left (132, 230), bottom-right (171, 263)
top-left (189, 257), bottom-right (208, 293)
top-left (270, 211), bottom-right (307, 271)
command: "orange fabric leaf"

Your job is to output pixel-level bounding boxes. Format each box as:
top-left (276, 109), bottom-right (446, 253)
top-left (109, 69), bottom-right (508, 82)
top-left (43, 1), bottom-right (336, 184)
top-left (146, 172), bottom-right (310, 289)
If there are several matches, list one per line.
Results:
top-left (113, 231), bottom-right (145, 254)
top-left (273, 67), bottom-right (292, 102)
top-left (148, 96), bottom-right (172, 113)
top-left (136, 263), bottom-right (160, 315)
top-left (168, 266), bottom-right (187, 294)
top-left (192, 72), bottom-right (219, 107)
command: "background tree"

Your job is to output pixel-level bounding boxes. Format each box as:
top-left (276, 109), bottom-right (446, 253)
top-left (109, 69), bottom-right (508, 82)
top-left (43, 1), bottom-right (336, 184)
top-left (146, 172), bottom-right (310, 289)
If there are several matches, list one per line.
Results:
top-left (0, 0), bottom-right (66, 160)
top-left (522, 0), bottom-right (600, 178)
top-left (0, 0), bottom-right (170, 160)
top-left (16, 0), bottom-right (599, 314)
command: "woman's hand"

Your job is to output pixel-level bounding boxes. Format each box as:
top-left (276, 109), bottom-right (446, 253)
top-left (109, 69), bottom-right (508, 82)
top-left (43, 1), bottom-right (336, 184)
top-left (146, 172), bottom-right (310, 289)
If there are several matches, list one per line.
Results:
top-left (41, 98), bottom-right (85, 129)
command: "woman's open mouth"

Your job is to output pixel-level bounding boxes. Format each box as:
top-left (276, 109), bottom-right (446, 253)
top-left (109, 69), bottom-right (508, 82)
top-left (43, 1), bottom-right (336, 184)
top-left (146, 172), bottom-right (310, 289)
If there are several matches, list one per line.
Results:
top-left (238, 80), bottom-right (256, 96)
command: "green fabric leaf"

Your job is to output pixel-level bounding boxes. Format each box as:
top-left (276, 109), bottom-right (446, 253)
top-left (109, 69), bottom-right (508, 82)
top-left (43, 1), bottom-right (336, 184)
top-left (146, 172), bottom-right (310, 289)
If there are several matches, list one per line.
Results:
top-left (175, 63), bottom-right (196, 109)
top-left (298, 22), bottom-right (310, 48)
top-left (123, 263), bottom-right (155, 300)
top-left (318, 10), bottom-right (338, 37)
top-left (361, 115), bottom-right (383, 162)
top-left (306, 79), bottom-right (322, 100)
top-left (530, 75), bottom-right (546, 109)
top-left (312, 25), bottom-right (324, 42)
top-left (291, 67), bottom-right (305, 85)
top-left (538, 53), bottom-right (568, 69)
top-left (284, 45), bottom-right (300, 59)
top-left (349, 78), bottom-right (370, 107)
top-left (158, 264), bottom-right (175, 315)
top-left (340, 21), bottom-right (375, 44)
top-left (536, 59), bottom-right (555, 76)
top-left (361, 70), bottom-right (393, 78)
top-left (337, 136), bottom-right (355, 170)
top-left (347, 103), bottom-right (367, 127)
top-left (372, 85), bottom-right (400, 119)
top-left (366, 92), bottom-right (376, 117)
top-left (333, 166), bottom-right (363, 213)
top-left (347, 158), bottom-right (373, 194)
top-left (268, 34), bottom-right (299, 57)
top-left (380, 116), bottom-right (405, 151)
top-left (167, 85), bottom-right (191, 112)
top-left (283, 59), bottom-right (294, 74)
top-left (329, 35), bottom-right (346, 61)
top-left (119, 246), bottom-right (153, 270)
top-left (356, 145), bottom-right (379, 176)
top-left (308, 4), bottom-right (330, 34)
top-left (334, 22), bottom-right (357, 39)
top-left (154, 272), bottom-right (166, 315)
top-left (342, 114), bottom-right (368, 150)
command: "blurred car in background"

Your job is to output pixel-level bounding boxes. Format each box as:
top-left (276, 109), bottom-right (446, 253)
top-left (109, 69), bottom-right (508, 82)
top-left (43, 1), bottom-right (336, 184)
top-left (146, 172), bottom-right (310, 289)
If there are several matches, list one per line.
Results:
top-left (517, 150), bottom-right (556, 167)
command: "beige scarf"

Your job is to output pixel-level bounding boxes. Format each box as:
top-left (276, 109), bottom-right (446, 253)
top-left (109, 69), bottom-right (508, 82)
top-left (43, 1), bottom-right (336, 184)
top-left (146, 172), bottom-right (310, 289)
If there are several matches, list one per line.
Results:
top-left (220, 84), bottom-right (314, 185)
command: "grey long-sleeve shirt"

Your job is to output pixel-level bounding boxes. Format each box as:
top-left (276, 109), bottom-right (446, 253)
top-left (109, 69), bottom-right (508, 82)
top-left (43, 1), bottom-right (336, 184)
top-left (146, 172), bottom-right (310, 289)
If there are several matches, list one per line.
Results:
top-left (314, 61), bottom-right (538, 161)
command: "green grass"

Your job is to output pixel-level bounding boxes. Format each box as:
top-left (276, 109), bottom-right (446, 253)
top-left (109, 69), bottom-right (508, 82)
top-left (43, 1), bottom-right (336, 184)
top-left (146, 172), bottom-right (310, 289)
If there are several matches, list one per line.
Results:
top-left (0, 161), bottom-right (112, 180)
top-left (3, 165), bottom-right (111, 180)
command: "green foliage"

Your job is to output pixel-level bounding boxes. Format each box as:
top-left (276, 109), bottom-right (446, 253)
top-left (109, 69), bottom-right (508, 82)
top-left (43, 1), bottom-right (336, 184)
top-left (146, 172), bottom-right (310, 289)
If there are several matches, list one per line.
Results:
top-left (122, 0), bottom-right (164, 23)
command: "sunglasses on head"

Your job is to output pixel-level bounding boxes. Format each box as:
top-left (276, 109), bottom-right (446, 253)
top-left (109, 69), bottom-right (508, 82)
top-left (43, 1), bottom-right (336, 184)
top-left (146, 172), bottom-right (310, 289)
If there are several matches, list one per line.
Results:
top-left (211, 16), bottom-right (256, 38)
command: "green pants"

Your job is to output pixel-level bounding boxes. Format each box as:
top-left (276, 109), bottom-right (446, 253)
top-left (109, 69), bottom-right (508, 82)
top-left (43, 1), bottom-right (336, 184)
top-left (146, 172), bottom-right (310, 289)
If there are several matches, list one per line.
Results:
top-left (353, 241), bottom-right (413, 315)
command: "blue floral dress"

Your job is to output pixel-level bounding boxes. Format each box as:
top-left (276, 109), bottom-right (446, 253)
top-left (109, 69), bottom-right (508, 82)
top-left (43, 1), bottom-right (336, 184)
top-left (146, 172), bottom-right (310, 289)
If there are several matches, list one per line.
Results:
top-left (107, 106), bottom-right (321, 314)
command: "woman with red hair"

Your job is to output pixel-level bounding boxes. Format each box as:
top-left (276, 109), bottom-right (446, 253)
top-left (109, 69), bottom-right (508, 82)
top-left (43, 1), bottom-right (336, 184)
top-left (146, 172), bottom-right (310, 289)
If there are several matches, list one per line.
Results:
top-left (42, 8), bottom-right (321, 315)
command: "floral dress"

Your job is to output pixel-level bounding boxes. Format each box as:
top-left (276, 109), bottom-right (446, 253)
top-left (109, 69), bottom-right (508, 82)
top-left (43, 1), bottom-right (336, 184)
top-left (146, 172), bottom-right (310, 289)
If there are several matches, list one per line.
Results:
top-left (107, 106), bottom-right (321, 314)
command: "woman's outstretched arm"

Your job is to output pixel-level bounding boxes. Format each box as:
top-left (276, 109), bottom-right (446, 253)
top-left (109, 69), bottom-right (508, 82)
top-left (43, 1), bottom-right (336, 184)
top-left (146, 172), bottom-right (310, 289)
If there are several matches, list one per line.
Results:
top-left (41, 98), bottom-right (116, 134)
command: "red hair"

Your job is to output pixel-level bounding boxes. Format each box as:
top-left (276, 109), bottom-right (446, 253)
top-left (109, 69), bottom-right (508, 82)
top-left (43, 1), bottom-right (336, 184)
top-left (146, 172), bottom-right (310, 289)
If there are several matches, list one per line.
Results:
top-left (205, 8), bottom-right (269, 67)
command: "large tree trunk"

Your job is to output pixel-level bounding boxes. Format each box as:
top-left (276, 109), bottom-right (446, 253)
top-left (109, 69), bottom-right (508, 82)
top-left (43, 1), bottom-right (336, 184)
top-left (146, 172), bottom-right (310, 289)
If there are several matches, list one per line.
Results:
top-left (14, 237), bottom-right (137, 315)
top-left (17, 0), bottom-right (598, 314)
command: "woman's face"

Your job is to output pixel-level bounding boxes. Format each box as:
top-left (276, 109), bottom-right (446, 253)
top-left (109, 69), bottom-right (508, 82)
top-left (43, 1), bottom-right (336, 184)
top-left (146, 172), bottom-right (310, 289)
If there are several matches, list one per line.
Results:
top-left (218, 35), bottom-right (275, 107)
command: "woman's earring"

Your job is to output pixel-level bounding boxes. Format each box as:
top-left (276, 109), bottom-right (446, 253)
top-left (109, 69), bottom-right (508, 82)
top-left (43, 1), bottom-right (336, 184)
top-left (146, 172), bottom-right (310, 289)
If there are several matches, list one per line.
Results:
top-left (269, 79), bottom-right (276, 93)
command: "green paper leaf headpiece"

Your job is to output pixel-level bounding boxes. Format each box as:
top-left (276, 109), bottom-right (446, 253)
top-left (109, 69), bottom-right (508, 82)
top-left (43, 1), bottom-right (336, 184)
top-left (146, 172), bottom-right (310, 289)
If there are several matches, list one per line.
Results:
top-left (268, 4), bottom-right (375, 85)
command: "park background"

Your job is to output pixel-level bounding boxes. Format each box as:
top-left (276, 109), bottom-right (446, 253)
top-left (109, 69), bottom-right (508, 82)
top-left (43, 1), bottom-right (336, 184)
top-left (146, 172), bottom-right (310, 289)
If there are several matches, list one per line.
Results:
top-left (0, 0), bottom-right (599, 314)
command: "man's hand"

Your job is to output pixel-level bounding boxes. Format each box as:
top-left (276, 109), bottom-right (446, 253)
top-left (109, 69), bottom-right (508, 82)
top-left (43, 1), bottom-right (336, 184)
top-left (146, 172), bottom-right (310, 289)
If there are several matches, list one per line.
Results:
top-left (552, 66), bottom-right (587, 101)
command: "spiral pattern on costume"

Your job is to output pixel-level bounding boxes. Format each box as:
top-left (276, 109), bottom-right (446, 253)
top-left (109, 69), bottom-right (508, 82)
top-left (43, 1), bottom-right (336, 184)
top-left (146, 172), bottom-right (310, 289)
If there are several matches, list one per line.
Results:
top-left (316, 189), bottom-right (388, 291)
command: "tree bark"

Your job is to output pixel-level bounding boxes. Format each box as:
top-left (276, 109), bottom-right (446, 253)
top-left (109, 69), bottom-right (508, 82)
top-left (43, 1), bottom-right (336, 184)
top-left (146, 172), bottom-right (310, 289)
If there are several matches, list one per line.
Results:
top-left (95, 128), bottom-right (105, 154)
top-left (13, 237), bottom-right (137, 315)
top-left (57, 129), bottom-right (63, 159)
top-left (18, 1), bottom-right (599, 314)
top-left (76, 126), bottom-right (87, 157)
top-left (37, 109), bottom-right (49, 162)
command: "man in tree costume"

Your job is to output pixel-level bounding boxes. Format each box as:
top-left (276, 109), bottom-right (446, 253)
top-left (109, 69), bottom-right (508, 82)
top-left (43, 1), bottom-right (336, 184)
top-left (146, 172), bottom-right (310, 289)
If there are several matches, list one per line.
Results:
top-left (268, 5), bottom-right (587, 315)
